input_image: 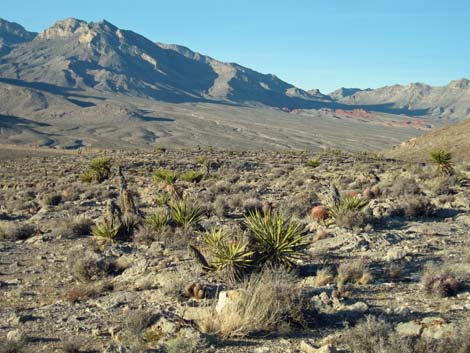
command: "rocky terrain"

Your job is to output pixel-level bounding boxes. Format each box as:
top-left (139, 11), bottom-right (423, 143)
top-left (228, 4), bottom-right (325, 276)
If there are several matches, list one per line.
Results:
top-left (0, 144), bottom-right (469, 353)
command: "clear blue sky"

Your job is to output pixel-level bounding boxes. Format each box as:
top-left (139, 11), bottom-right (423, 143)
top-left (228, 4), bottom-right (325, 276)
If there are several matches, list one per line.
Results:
top-left (3, 0), bottom-right (470, 93)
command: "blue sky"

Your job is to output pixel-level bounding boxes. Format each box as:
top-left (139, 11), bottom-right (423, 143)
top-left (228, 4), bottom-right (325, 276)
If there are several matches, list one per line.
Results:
top-left (3, 0), bottom-right (470, 93)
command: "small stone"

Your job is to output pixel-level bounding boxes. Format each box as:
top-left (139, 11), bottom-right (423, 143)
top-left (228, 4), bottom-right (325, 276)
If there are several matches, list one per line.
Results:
top-left (215, 290), bottom-right (244, 313)
top-left (300, 341), bottom-right (337, 353)
top-left (6, 329), bottom-right (25, 342)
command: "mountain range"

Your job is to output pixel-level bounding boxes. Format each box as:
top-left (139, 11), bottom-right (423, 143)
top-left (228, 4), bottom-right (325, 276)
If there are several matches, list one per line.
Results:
top-left (0, 17), bottom-right (469, 150)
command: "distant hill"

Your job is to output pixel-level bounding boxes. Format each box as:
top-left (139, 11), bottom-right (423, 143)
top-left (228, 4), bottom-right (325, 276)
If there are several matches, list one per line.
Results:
top-left (333, 81), bottom-right (470, 122)
top-left (387, 119), bottom-right (470, 162)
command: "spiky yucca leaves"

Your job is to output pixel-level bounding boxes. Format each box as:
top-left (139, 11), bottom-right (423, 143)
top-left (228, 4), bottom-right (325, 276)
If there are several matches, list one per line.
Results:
top-left (430, 150), bottom-right (454, 175)
top-left (170, 197), bottom-right (205, 228)
top-left (328, 195), bottom-right (369, 220)
top-left (91, 220), bottom-right (120, 242)
top-left (80, 158), bottom-right (112, 183)
top-left (144, 209), bottom-right (170, 230)
top-left (180, 170), bottom-right (205, 183)
top-left (203, 229), bottom-right (254, 281)
top-left (245, 210), bottom-right (308, 267)
top-left (153, 169), bottom-right (180, 196)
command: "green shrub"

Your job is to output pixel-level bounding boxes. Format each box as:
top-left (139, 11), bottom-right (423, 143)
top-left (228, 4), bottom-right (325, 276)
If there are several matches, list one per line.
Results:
top-left (430, 149), bottom-right (454, 175)
top-left (144, 209), bottom-right (170, 230)
top-left (306, 158), bottom-right (320, 168)
top-left (91, 220), bottom-right (120, 241)
top-left (153, 169), bottom-right (179, 185)
top-left (202, 228), bottom-right (253, 281)
top-left (328, 195), bottom-right (369, 220)
top-left (180, 170), bottom-right (205, 183)
top-left (170, 198), bottom-right (205, 228)
top-left (245, 210), bottom-right (308, 267)
top-left (80, 158), bottom-right (112, 183)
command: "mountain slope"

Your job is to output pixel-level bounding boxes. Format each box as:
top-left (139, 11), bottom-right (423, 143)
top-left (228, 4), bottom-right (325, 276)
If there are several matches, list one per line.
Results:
top-left (0, 18), bottom-right (36, 55)
top-left (0, 18), bottom-right (328, 108)
top-left (334, 80), bottom-right (470, 121)
top-left (387, 119), bottom-right (470, 162)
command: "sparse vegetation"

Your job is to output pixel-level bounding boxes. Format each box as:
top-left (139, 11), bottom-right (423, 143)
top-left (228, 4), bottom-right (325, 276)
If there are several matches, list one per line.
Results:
top-left (170, 197), bottom-right (205, 228)
top-left (430, 149), bottom-right (454, 175)
top-left (80, 158), bottom-right (112, 183)
top-left (245, 209), bottom-right (309, 267)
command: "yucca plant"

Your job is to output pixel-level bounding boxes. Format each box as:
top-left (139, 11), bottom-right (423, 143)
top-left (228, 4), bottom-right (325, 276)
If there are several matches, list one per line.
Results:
top-left (180, 170), bottom-right (205, 183)
top-left (153, 169), bottom-right (180, 196)
top-left (306, 158), bottom-right (321, 168)
top-left (245, 210), bottom-right (308, 267)
top-left (91, 220), bottom-right (120, 242)
top-left (203, 229), bottom-right (254, 281)
top-left (328, 195), bottom-right (369, 219)
top-left (80, 158), bottom-right (112, 183)
top-left (430, 150), bottom-right (454, 175)
top-left (144, 209), bottom-right (170, 230)
top-left (170, 197), bottom-right (205, 228)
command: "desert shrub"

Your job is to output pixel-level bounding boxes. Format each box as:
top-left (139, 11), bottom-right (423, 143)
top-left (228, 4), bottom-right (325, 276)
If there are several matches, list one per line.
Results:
top-left (202, 228), bottom-right (253, 281)
top-left (170, 198), bottom-right (205, 228)
top-left (61, 338), bottom-right (82, 353)
top-left (198, 266), bottom-right (304, 337)
top-left (165, 335), bottom-right (204, 353)
top-left (430, 149), bottom-right (454, 176)
top-left (158, 262), bottom-right (200, 299)
top-left (242, 198), bottom-right (263, 214)
top-left (342, 315), bottom-right (470, 353)
top-left (429, 175), bottom-right (457, 196)
top-left (180, 170), bottom-right (205, 183)
top-left (280, 191), bottom-right (318, 219)
top-left (394, 196), bottom-right (435, 218)
top-left (125, 310), bottom-right (154, 336)
top-left (337, 259), bottom-right (372, 285)
top-left (341, 316), bottom-right (413, 353)
top-left (0, 338), bottom-right (26, 353)
top-left (334, 208), bottom-right (371, 230)
top-left (80, 158), bottom-right (112, 183)
top-left (69, 251), bottom-right (112, 283)
top-left (306, 158), bottom-right (321, 168)
top-left (65, 281), bottom-right (111, 302)
top-left (390, 176), bottom-right (421, 197)
top-left (313, 267), bottom-right (335, 286)
top-left (55, 215), bottom-right (93, 238)
top-left (245, 210), bottom-right (309, 267)
top-left (213, 195), bottom-right (229, 218)
top-left (41, 193), bottom-right (62, 206)
top-left (119, 213), bottom-right (140, 239)
top-left (421, 263), bottom-right (461, 297)
top-left (0, 222), bottom-right (36, 240)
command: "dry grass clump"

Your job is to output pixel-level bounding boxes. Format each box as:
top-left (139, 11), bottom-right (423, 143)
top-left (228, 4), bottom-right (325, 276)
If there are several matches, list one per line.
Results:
top-left (390, 176), bottom-right (421, 197)
top-left (421, 263), bottom-right (461, 297)
top-left (61, 338), bottom-right (82, 353)
top-left (55, 215), bottom-right (93, 238)
top-left (0, 222), bottom-right (36, 240)
top-left (198, 266), bottom-right (304, 337)
top-left (313, 267), bottom-right (335, 286)
top-left (65, 281), bottom-right (112, 302)
top-left (40, 193), bottom-right (63, 207)
top-left (337, 259), bottom-right (372, 285)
